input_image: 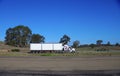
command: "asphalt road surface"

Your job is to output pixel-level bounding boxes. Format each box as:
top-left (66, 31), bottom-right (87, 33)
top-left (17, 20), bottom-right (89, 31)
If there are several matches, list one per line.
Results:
top-left (0, 56), bottom-right (120, 76)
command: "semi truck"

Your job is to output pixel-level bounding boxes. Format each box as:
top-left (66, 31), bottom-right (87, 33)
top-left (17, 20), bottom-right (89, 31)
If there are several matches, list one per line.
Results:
top-left (30, 43), bottom-right (75, 53)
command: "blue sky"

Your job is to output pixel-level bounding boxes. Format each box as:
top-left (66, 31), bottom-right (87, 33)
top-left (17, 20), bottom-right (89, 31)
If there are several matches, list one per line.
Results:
top-left (0, 0), bottom-right (120, 44)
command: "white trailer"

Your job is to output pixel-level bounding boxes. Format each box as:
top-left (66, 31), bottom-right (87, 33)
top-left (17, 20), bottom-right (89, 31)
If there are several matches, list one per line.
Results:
top-left (30, 43), bottom-right (75, 53)
top-left (30, 43), bottom-right (63, 53)
top-left (30, 43), bottom-right (42, 51)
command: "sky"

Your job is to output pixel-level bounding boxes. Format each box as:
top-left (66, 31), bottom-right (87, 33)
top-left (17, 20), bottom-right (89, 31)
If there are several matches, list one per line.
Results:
top-left (0, 0), bottom-right (120, 45)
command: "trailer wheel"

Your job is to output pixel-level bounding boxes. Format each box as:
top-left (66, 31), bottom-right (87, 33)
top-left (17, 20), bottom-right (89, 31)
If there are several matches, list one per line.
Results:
top-left (34, 51), bottom-right (36, 53)
top-left (38, 51), bottom-right (40, 53)
top-left (30, 51), bottom-right (34, 53)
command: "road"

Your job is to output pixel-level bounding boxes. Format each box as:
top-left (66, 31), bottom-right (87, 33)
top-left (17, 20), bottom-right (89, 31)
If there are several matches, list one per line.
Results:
top-left (0, 56), bottom-right (120, 76)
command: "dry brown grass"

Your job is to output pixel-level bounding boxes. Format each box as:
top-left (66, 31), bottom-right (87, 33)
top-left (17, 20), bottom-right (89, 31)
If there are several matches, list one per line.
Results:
top-left (0, 42), bottom-right (120, 57)
top-left (0, 42), bottom-right (29, 53)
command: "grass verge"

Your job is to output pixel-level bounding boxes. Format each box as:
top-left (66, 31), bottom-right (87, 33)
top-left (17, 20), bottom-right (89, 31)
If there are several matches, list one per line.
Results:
top-left (0, 51), bottom-right (120, 57)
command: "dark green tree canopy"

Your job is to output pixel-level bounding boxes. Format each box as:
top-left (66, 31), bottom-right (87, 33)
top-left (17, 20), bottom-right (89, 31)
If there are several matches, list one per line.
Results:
top-left (5, 28), bottom-right (15, 45)
top-left (89, 43), bottom-right (96, 48)
top-left (30, 34), bottom-right (45, 43)
top-left (96, 40), bottom-right (103, 46)
top-left (5, 25), bottom-right (32, 47)
top-left (115, 43), bottom-right (119, 46)
top-left (72, 40), bottom-right (80, 48)
top-left (59, 34), bottom-right (70, 45)
top-left (106, 41), bottom-right (111, 46)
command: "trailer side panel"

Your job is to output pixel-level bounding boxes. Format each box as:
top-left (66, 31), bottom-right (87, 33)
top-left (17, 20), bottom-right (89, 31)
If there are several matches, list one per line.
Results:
top-left (30, 44), bottom-right (42, 50)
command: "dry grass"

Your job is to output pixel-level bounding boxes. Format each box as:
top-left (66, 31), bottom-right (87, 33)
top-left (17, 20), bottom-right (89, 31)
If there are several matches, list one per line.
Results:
top-left (0, 42), bottom-right (120, 56)
top-left (0, 42), bottom-right (29, 53)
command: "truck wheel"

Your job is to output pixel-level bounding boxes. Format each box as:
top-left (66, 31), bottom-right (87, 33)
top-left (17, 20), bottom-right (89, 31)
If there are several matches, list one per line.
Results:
top-left (38, 51), bottom-right (40, 53)
top-left (31, 51), bottom-right (34, 53)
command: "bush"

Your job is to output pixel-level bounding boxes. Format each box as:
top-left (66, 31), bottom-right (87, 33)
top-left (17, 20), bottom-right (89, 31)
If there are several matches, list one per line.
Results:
top-left (95, 48), bottom-right (109, 51)
top-left (11, 49), bottom-right (20, 52)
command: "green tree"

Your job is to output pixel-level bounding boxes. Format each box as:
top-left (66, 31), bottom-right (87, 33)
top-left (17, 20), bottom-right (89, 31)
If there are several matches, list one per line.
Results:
top-left (59, 34), bottom-right (70, 45)
top-left (72, 40), bottom-right (80, 48)
top-left (30, 34), bottom-right (45, 43)
top-left (5, 28), bottom-right (15, 46)
top-left (96, 40), bottom-right (103, 46)
top-left (106, 41), bottom-right (111, 46)
top-left (5, 25), bottom-right (32, 47)
top-left (115, 43), bottom-right (119, 46)
top-left (89, 44), bottom-right (96, 48)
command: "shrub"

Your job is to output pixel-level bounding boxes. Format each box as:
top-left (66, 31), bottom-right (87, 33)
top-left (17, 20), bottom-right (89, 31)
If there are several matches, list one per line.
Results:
top-left (11, 49), bottom-right (20, 52)
top-left (95, 48), bottom-right (109, 51)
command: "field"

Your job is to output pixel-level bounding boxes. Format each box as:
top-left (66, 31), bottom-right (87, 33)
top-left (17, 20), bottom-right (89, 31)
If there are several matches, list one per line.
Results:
top-left (0, 42), bottom-right (120, 56)
top-left (0, 42), bottom-right (120, 75)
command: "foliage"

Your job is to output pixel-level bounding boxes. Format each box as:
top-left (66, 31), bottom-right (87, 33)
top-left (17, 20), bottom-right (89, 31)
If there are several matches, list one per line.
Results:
top-left (0, 41), bottom-right (4, 44)
top-left (11, 49), bottom-right (20, 52)
top-left (59, 34), bottom-right (70, 45)
top-left (39, 53), bottom-right (58, 56)
top-left (72, 40), bottom-right (80, 48)
top-left (89, 44), bottom-right (96, 48)
top-left (5, 28), bottom-right (14, 46)
top-left (30, 34), bottom-right (45, 43)
top-left (1, 51), bottom-right (120, 56)
top-left (79, 44), bottom-right (89, 47)
top-left (95, 48), bottom-right (109, 51)
top-left (96, 40), bottom-right (103, 46)
top-left (115, 43), bottom-right (119, 46)
top-left (5, 25), bottom-right (32, 47)
top-left (106, 41), bottom-right (111, 46)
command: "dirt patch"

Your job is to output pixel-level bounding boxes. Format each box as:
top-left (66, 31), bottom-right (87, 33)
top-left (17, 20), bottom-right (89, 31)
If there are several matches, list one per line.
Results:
top-left (0, 49), bottom-right (9, 52)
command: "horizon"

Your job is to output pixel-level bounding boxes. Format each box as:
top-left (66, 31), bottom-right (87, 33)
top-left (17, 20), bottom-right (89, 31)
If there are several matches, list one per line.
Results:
top-left (0, 0), bottom-right (120, 45)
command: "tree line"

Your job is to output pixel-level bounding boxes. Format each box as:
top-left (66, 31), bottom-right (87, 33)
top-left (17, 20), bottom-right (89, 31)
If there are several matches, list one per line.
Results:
top-left (5, 25), bottom-right (72, 47)
top-left (5, 25), bottom-right (120, 48)
top-left (74, 40), bottom-right (120, 48)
